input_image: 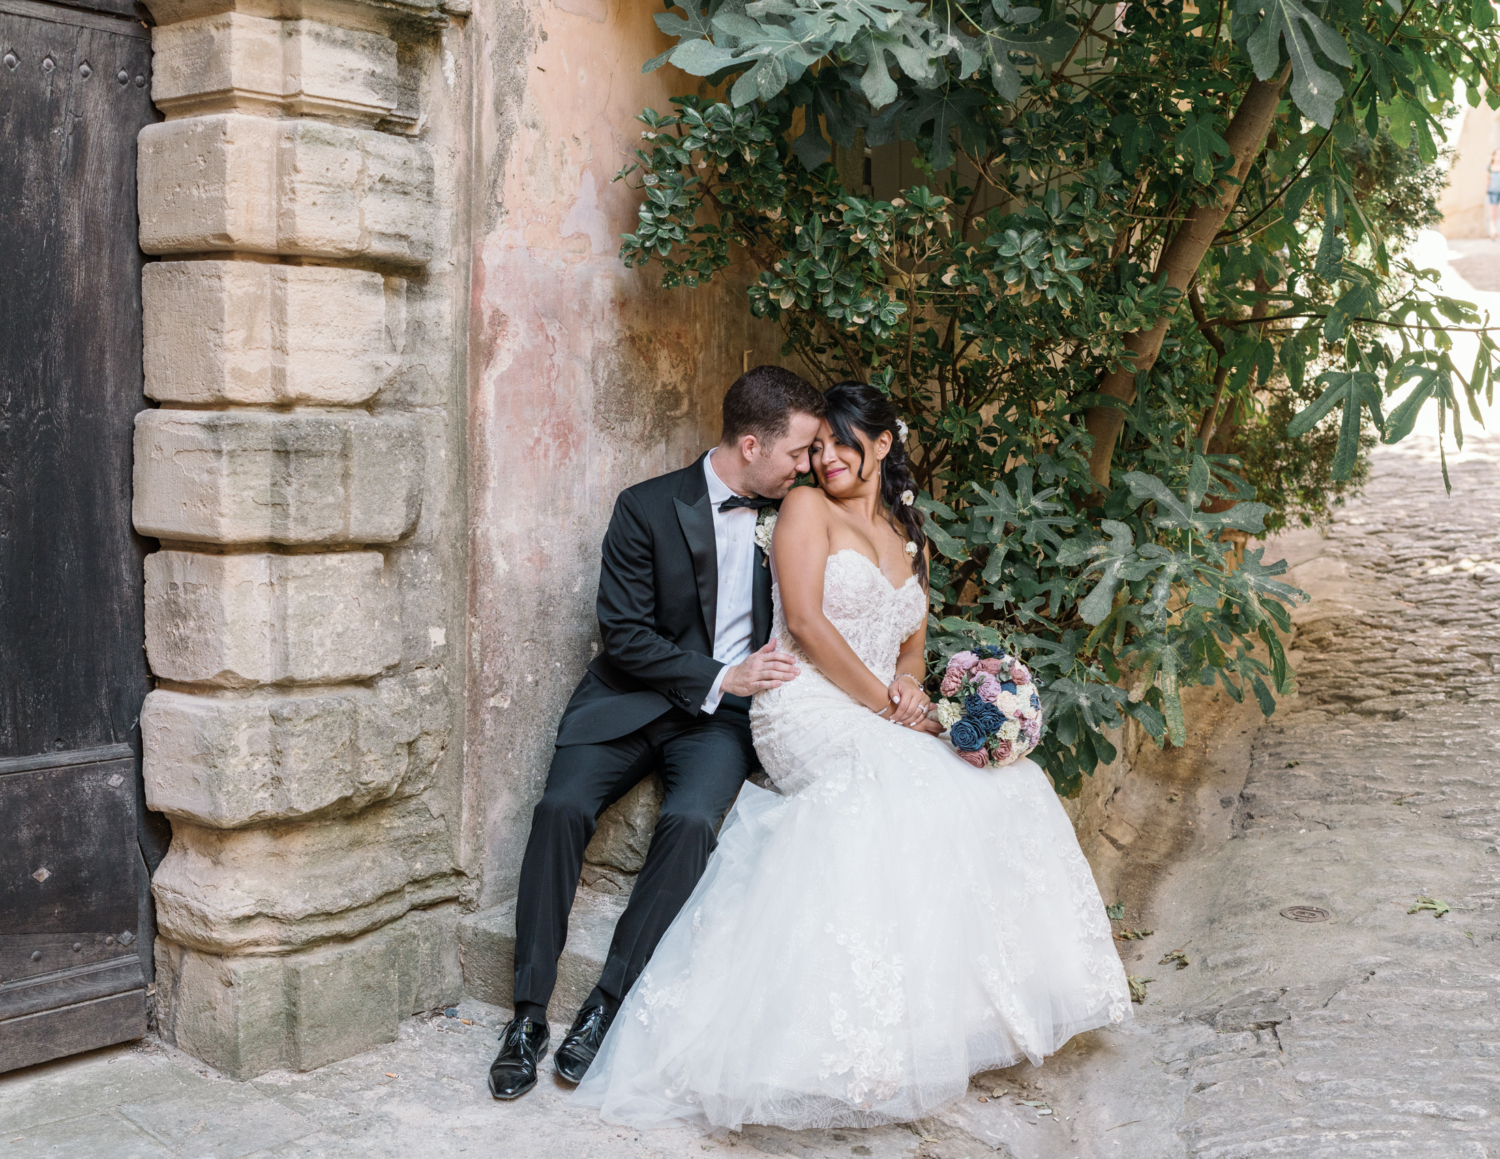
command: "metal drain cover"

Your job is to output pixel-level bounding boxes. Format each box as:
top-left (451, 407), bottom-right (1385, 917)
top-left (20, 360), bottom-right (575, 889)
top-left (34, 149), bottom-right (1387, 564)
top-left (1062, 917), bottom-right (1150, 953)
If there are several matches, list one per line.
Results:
top-left (1280, 906), bottom-right (1330, 922)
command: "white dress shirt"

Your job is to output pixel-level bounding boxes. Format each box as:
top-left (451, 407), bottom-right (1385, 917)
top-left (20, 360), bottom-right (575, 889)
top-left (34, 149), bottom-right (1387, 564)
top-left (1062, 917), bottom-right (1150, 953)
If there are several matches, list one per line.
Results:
top-left (700, 449), bottom-right (759, 714)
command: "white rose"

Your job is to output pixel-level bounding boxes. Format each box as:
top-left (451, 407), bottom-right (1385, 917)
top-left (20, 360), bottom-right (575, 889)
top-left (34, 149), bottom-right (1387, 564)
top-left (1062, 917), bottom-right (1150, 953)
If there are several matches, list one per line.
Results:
top-left (754, 510), bottom-right (777, 555)
top-left (993, 691), bottom-right (1021, 715)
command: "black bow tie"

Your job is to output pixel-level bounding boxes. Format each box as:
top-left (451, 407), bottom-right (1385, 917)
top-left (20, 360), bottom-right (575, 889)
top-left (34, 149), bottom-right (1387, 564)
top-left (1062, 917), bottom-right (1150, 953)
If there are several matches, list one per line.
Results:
top-left (717, 495), bottom-right (775, 513)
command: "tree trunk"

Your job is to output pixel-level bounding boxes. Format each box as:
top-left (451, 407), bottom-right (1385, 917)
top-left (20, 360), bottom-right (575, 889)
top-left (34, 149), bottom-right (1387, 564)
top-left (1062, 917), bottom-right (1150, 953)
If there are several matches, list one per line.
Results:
top-left (1084, 66), bottom-right (1291, 488)
top-left (832, 129), bottom-right (867, 196)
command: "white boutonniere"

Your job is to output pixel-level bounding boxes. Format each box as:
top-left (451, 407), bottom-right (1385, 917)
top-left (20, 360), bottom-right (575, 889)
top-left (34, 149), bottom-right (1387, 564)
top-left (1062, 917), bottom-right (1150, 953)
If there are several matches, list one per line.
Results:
top-left (755, 508), bottom-right (777, 565)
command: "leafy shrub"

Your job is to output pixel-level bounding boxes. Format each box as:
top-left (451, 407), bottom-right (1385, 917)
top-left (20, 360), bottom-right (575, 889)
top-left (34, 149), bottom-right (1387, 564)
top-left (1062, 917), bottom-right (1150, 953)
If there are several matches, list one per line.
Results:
top-left (619, 0), bottom-right (1500, 793)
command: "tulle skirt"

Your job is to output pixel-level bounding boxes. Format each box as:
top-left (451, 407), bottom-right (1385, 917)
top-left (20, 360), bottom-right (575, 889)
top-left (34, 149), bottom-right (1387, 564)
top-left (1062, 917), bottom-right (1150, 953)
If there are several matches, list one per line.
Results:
top-left (572, 699), bottom-right (1130, 1132)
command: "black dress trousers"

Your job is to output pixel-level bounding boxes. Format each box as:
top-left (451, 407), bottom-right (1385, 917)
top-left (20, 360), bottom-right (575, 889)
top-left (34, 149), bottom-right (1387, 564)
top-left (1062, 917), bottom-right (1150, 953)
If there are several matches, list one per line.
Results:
top-left (511, 695), bottom-right (754, 1014)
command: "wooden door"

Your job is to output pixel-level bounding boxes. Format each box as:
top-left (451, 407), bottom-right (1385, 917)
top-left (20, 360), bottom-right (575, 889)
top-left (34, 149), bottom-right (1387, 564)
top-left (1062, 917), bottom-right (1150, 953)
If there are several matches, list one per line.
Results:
top-left (0, 0), bottom-right (165, 1073)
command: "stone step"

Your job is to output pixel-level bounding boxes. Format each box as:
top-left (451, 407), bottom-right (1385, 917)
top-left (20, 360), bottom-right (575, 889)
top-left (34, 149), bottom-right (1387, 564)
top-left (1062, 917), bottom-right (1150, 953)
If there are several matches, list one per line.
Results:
top-left (456, 887), bottom-right (627, 1025)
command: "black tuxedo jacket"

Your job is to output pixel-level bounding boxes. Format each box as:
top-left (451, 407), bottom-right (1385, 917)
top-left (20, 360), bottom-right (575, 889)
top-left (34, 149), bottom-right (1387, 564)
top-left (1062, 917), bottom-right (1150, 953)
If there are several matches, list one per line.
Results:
top-left (554, 452), bottom-right (774, 747)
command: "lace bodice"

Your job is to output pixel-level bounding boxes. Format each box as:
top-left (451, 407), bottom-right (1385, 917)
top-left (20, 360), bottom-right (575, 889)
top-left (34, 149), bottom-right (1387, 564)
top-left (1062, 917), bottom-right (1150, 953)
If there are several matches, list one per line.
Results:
top-left (771, 549), bottom-right (928, 685)
top-left (750, 550), bottom-right (931, 800)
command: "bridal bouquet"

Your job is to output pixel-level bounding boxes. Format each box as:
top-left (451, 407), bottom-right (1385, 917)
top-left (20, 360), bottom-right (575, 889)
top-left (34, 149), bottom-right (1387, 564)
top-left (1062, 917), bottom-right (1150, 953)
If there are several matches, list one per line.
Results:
top-left (933, 646), bottom-right (1043, 768)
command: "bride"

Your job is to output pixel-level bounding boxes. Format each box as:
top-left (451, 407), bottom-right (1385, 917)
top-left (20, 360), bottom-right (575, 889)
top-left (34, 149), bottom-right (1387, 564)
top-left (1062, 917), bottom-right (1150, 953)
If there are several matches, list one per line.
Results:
top-left (573, 382), bottom-right (1129, 1130)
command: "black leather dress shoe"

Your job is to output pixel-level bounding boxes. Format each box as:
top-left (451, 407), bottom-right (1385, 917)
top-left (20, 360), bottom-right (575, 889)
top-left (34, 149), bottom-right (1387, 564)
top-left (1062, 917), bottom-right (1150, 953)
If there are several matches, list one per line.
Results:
top-left (488, 1016), bottom-right (549, 1099)
top-left (553, 1005), bottom-right (614, 1084)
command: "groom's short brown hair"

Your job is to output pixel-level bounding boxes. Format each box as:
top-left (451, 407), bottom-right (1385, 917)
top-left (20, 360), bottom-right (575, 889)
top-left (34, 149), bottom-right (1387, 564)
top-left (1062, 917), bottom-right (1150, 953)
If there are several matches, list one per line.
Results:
top-left (721, 365), bottom-right (824, 446)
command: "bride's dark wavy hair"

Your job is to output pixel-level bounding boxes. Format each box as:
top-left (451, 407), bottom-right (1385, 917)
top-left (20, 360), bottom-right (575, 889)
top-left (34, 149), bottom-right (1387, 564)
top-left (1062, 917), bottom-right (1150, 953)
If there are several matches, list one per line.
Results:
top-left (822, 381), bottom-right (927, 579)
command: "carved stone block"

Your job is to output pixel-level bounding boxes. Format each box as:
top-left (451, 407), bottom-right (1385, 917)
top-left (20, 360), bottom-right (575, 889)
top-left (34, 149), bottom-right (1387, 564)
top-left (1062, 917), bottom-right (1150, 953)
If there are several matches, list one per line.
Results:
top-left (143, 262), bottom-right (402, 406)
top-left (153, 904), bottom-right (461, 1079)
top-left (142, 673), bottom-right (447, 828)
top-left (151, 14), bottom-right (398, 120)
top-left (151, 797), bottom-right (461, 954)
top-left (144, 550), bottom-right (400, 687)
top-left (138, 114), bottom-right (433, 265)
top-left (133, 409), bottom-right (423, 545)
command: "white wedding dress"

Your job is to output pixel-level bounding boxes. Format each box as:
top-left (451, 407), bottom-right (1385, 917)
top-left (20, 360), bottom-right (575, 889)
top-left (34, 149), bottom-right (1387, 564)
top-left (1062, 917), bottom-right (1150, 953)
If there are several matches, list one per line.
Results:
top-left (573, 549), bottom-right (1130, 1130)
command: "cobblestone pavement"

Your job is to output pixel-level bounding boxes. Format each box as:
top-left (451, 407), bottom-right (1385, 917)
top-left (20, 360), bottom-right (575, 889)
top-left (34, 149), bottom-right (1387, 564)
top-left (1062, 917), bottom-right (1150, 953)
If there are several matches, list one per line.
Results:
top-left (1033, 426), bottom-right (1500, 1159)
top-left (4, 239), bottom-right (1498, 1159)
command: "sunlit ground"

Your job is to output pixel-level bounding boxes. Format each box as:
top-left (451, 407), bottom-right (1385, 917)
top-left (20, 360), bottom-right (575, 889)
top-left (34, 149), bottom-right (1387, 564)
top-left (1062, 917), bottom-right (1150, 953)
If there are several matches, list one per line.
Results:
top-left (1315, 229), bottom-right (1500, 588)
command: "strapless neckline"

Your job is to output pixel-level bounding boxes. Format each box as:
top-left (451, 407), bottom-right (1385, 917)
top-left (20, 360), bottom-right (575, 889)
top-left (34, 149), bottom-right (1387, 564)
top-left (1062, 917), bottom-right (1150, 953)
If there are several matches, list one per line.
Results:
top-left (824, 547), bottom-right (920, 594)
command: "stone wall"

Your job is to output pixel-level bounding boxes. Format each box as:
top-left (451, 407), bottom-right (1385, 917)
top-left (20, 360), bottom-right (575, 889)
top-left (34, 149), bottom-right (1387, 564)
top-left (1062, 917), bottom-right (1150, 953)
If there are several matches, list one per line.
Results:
top-left (134, 0), bottom-right (473, 1078)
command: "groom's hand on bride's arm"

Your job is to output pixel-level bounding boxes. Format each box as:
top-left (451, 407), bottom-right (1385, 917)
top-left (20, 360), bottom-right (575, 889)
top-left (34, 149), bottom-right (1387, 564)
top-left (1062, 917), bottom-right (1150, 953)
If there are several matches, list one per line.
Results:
top-left (721, 640), bottom-right (800, 697)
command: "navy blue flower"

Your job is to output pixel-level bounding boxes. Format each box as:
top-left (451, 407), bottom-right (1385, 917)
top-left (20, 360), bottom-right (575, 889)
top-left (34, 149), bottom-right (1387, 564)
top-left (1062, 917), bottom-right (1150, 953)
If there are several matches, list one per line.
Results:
top-left (976, 645), bottom-right (1000, 659)
top-left (949, 718), bottom-right (986, 751)
top-left (963, 693), bottom-right (987, 716)
top-left (970, 703), bottom-right (1004, 734)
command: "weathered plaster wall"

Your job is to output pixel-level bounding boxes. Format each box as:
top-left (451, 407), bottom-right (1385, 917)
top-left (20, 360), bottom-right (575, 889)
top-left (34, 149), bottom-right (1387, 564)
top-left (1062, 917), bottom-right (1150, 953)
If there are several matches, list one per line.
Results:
top-left (1439, 102), bottom-right (1500, 239)
top-left (463, 0), bottom-right (780, 910)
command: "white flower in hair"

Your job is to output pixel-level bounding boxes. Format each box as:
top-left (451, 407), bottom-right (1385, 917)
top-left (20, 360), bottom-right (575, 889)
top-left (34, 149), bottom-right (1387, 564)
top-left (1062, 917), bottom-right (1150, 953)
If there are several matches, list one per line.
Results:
top-left (900, 490), bottom-right (914, 507)
top-left (896, 418), bottom-right (909, 441)
top-left (905, 541), bottom-right (918, 557)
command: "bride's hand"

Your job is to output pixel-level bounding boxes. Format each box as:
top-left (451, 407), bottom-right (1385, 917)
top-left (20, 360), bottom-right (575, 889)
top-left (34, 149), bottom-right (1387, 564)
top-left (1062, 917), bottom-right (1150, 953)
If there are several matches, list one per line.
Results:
top-left (886, 674), bottom-right (930, 727)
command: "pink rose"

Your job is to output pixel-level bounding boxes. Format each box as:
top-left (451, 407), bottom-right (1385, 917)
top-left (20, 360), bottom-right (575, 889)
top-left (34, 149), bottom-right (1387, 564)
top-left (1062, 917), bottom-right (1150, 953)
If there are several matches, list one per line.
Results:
top-left (989, 739), bottom-right (1015, 765)
top-left (940, 671), bottom-right (962, 697)
top-left (978, 657), bottom-right (1004, 675)
top-left (1010, 661), bottom-right (1031, 685)
top-left (947, 651), bottom-right (979, 674)
top-left (955, 749), bottom-right (989, 769)
top-left (977, 674), bottom-right (1003, 703)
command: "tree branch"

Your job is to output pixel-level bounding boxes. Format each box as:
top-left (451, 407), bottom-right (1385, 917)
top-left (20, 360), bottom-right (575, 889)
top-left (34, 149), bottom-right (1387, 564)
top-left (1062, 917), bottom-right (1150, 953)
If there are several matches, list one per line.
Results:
top-left (1083, 63), bottom-right (1293, 488)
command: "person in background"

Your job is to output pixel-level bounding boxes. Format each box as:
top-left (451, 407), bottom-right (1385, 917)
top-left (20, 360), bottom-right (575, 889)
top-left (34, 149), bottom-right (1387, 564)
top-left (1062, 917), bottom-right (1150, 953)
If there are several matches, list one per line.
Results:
top-left (1487, 148), bottom-right (1500, 241)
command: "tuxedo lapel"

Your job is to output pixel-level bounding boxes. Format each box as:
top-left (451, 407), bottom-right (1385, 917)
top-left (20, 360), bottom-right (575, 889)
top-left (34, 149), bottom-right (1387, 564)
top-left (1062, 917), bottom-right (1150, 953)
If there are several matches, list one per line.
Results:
top-left (752, 541), bottom-right (772, 649)
top-left (674, 456), bottom-right (717, 647)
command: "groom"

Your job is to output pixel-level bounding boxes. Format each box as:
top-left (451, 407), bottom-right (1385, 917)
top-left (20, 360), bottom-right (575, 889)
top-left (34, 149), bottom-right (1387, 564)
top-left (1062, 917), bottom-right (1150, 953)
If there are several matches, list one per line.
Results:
top-left (489, 365), bottom-right (826, 1100)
